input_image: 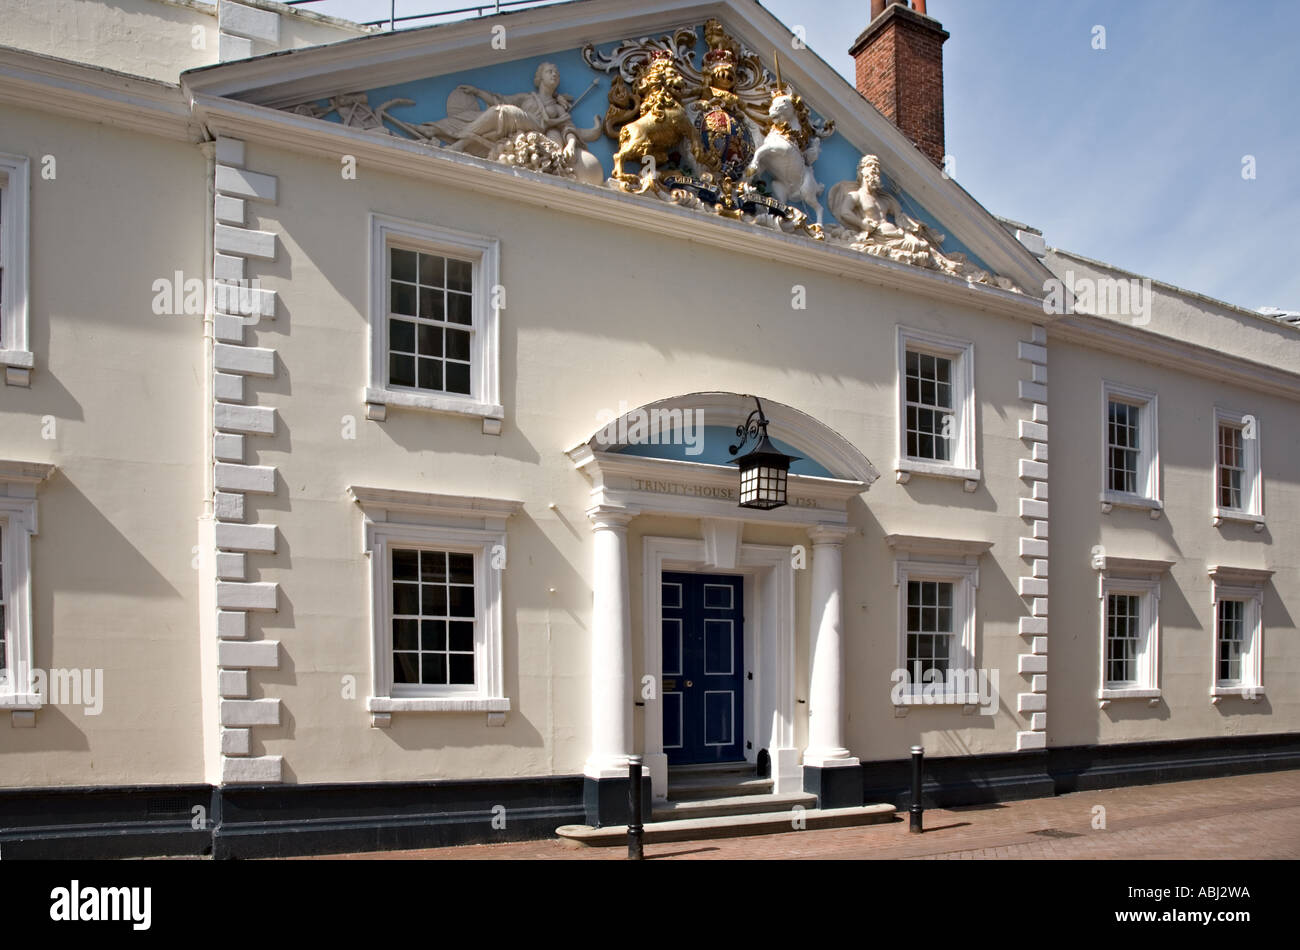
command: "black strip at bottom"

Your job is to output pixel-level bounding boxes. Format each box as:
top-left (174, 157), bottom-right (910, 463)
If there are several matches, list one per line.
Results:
top-left (863, 731), bottom-right (1300, 810)
top-left (2, 732), bottom-right (1296, 858)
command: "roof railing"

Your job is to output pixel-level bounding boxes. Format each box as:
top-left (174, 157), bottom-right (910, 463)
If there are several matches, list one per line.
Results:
top-left (282, 0), bottom-right (566, 30)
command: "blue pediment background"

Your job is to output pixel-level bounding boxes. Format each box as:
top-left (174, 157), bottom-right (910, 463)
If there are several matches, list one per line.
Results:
top-left (312, 25), bottom-right (989, 271)
top-left (612, 425), bottom-right (835, 478)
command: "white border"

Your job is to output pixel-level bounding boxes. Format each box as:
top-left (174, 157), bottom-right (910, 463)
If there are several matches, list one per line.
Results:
top-left (702, 689), bottom-right (735, 747)
top-left (893, 559), bottom-right (979, 703)
top-left (1096, 575), bottom-right (1161, 701)
top-left (1209, 568), bottom-right (1268, 702)
top-left (660, 617), bottom-right (683, 676)
top-left (895, 326), bottom-right (979, 486)
top-left (703, 618), bottom-right (735, 676)
top-left (0, 496), bottom-right (40, 709)
top-left (353, 490), bottom-right (517, 721)
top-left (1211, 406), bottom-right (1263, 528)
top-left (366, 213), bottom-right (502, 423)
top-left (0, 153), bottom-right (33, 381)
top-left (662, 691), bottom-right (683, 749)
top-left (1100, 379), bottom-right (1161, 514)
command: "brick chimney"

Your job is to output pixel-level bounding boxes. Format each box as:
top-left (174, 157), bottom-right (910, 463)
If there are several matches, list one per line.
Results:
top-left (849, 0), bottom-right (949, 167)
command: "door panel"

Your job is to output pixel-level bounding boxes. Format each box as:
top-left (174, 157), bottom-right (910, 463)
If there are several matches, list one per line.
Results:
top-left (662, 572), bottom-right (745, 765)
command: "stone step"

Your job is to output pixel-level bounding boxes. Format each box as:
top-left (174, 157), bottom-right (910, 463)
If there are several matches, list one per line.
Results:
top-left (667, 775), bottom-right (774, 801)
top-left (668, 761), bottom-right (755, 777)
top-left (653, 791), bottom-right (811, 821)
top-left (556, 803), bottom-right (896, 847)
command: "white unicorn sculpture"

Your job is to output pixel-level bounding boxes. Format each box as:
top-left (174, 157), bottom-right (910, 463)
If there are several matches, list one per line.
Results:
top-left (744, 93), bottom-right (825, 224)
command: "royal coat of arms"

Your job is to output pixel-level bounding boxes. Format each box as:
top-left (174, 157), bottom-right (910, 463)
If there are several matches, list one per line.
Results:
top-left (583, 19), bottom-right (834, 237)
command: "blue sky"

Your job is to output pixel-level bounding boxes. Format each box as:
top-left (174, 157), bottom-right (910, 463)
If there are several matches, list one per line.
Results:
top-left (300, 0), bottom-right (1299, 310)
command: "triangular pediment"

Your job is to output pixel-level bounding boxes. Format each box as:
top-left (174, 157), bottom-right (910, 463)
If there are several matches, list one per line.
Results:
top-left (182, 0), bottom-right (1050, 294)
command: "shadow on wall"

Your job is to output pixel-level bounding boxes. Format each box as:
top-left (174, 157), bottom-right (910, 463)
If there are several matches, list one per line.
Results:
top-left (4, 366), bottom-right (86, 425)
top-left (1263, 583), bottom-right (1295, 639)
top-left (39, 472), bottom-right (182, 599)
top-left (0, 701), bottom-right (94, 754)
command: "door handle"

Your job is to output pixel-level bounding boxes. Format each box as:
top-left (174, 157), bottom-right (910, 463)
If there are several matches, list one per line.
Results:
top-left (686, 680), bottom-right (694, 688)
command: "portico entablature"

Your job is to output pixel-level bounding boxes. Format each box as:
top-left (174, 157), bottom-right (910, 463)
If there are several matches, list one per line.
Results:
top-left (567, 449), bottom-right (868, 527)
top-left (567, 392), bottom-right (876, 526)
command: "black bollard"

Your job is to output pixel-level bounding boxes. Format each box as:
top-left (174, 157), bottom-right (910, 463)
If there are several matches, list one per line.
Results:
top-left (627, 755), bottom-right (644, 860)
top-left (909, 745), bottom-right (924, 833)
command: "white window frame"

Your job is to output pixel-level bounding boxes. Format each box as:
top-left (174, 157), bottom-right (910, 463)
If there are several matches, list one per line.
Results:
top-left (1211, 407), bottom-right (1263, 530)
top-left (350, 486), bottom-right (520, 725)
top-left (365, 214), bottom-right (502, 430)
top-left (0, 500), bottom-right (40, 709)
top-left (0, 153), bottom-right (34, 386)
top-left (0, 460), bottom-right (54, 717)
top-left (892, 555), bottom-right (980, 706)
top-left (1100, 380), bottom-right (1161, 515)
top-left (1094, 556), bottom-right (1169, 703)
top-left (1208, 566), bottom-right (1270, 702)
top-left (895, 326), bottom-right (979, 490)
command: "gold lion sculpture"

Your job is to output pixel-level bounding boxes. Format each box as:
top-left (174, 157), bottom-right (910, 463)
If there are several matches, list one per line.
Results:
top-left (611, 55), bottom-right (703, 186)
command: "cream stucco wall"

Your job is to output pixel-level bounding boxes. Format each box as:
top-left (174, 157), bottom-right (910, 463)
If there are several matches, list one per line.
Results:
top-left (1047, 337), bottom-right (1300, 747)
top-left (0, 101), bottom-right (209, 786)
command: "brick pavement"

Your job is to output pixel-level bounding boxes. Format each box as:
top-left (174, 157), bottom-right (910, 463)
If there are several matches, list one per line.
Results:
top-left (305, 769), bottom-right (1300, 860)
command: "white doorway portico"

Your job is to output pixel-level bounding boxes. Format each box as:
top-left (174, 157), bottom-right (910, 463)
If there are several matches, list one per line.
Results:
top-left (567, 394), bottom-right (879, 816)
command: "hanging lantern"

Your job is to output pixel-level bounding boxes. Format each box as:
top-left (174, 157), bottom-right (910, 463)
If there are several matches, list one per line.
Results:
top-left (729, 397), bottom-right (800, 510)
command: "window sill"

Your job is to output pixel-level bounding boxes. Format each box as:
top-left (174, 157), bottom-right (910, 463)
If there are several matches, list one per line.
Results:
top-left (0, 690), bottom-right (42, 710)
top-left (0, 348), bottom-right (34, 386)
top-left (896, 458), bottom-right (981, 492)
top-left (1210, 686), bottom-right (1265, 704)
top-left (894, 696), bottom-right (982, 712)
top-left (1098, 687), bottom-right (1161, 707)
top-left (367, 694), bottom-right (511, 727)
top-left (894, 693), bottom-right (982, 705)
top-left (1212, 509), bottom-right (1265, 532)
top-left (0, 690), bottom-right (42, 726)
top-left (1100, 491), bottom-right (1163, 518)
top-left (893, 693), bottom-right (983, 716)
top-left (364, 386), bottom-right (504, 434)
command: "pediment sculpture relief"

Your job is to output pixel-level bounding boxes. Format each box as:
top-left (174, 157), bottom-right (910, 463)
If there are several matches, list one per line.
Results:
top-left (291, 62), bottom-right (606, 186)
top-left (281, 19), bottom-right (1019, 292)
top-left (827, 155), bottom-right (1020, 291)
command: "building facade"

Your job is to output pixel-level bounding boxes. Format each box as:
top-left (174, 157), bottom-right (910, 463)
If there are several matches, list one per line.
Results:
top-left (0, 0), bottom-right (1297, 857)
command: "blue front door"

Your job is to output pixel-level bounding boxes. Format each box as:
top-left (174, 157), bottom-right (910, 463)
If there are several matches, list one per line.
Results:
top-left (661, 572), bottom-right (745, 765)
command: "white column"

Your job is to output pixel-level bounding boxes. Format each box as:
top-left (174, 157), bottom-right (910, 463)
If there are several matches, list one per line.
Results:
top-left (804, 524), bottom-right (859, 768)
top-left (585, 506), bottom-right (635, 778)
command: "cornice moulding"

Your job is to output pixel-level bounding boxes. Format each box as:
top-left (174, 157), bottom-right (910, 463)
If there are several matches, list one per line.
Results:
top-left (885, 534), bottom-right (993, 558)
top-left (1095, 556), bottom-right (1175, 576)
top-left (1208, 565), bottom-right (1274, 586)
top-left (0, 47), bottom-right (199, 143)
top-left (1052, 312), bottom-right (1300, 401)
top-left (0, 459), bottom-right (56, 485)
top-left (348, 485), bottom-right (524, 521)
top-left (572, 450), bottom-right (869, 505)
